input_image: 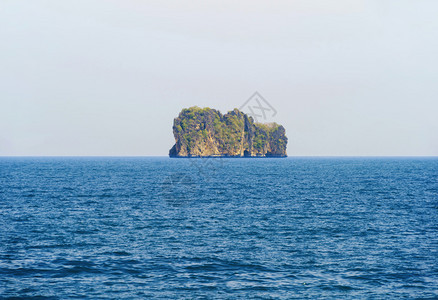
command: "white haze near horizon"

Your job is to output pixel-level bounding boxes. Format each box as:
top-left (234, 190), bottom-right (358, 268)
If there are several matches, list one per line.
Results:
top-left (0, 0), bottom-right (437, 156)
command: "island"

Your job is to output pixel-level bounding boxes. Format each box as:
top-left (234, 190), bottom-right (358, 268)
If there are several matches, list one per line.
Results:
top-left (169, 107), bottom-right (288, 157)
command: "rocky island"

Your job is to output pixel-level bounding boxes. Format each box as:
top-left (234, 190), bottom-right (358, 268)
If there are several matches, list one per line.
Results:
top-left (169, 107), bottom-right (287, 157)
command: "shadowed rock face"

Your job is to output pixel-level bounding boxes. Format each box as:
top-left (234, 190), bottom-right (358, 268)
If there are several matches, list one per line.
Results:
top-left (169, 107), bottom-right (287, 157)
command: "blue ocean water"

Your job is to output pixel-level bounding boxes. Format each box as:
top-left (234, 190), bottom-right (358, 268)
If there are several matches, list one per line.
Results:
top-left (0, 157), bottom-right (437, 299)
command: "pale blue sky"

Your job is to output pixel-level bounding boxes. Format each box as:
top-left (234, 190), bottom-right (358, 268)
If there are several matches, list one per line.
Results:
top-left (1, 0), bottom-right (437, 156)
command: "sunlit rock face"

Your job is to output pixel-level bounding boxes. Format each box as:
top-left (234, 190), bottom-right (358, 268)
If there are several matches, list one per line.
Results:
top-left (169, 107), bottom-right (287, 158)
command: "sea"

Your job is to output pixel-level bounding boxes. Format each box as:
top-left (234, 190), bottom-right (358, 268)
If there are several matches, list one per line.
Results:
top-left (0, 157), bottom-right (437, 299)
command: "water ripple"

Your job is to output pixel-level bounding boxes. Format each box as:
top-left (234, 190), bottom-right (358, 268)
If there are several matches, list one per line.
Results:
top-left (0, 157), bottom-right (437, 298)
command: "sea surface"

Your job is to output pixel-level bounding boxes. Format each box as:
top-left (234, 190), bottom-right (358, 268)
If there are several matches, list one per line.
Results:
top-left (0, 157), bottom-right (437, 299)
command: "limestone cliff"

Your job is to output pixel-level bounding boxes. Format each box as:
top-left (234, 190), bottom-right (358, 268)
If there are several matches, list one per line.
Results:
top-left (169, 107), bottom-right (287, 157)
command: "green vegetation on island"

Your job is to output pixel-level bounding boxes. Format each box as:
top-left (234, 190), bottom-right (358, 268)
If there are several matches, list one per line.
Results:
top-left (169, 107), bottom-right (287, 157)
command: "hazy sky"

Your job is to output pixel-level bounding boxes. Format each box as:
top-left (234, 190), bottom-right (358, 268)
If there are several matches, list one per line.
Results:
top-left (1, 0), bottom-right (437, 156)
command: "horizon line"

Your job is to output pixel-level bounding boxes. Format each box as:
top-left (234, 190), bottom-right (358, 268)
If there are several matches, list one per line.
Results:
top-left (0, 155), bottom-right (437, 158)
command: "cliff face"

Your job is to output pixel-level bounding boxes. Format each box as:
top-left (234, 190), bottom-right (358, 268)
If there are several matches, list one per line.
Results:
top-left (169, 107), bottom-right (287, 157)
